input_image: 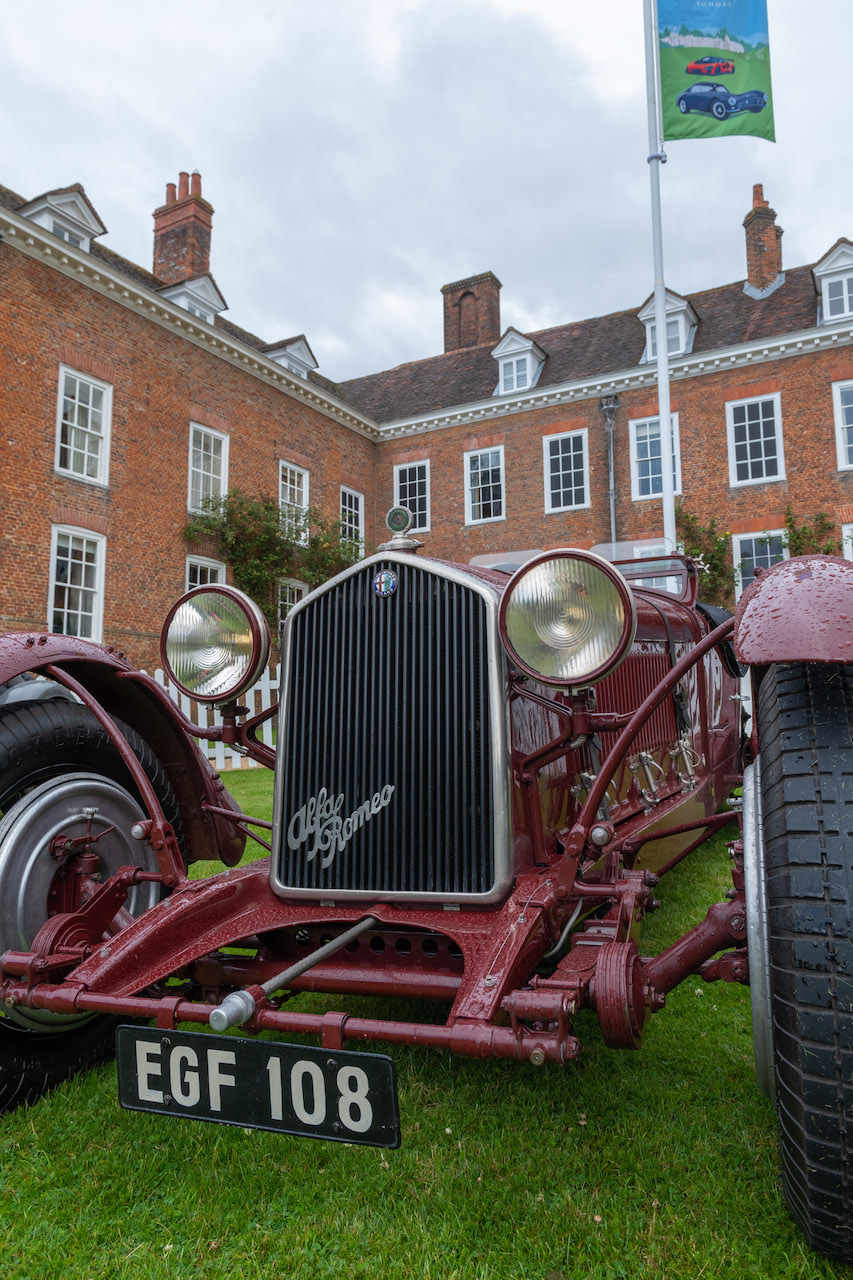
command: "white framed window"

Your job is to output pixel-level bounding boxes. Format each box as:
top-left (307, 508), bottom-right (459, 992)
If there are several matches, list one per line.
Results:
top-left (726, 394), bottom-right (785, 487)
top-left (188, 423), bottom-right (229, 513)
top-left (278, 578), bottom-right (308, 631)
top-left (186, 556), bottom-right (225, 591)
top-left (340, 486), bottom-right (365, 551)
top-left (638, 293), bottom-right (695, 363)
top-left (543, 430), bottom-right (589, 513)
top-left (49, 525), bottom-right (106, 642)
top-left (843, 523), bottom-right (853, 561)
top-left (500, 357), bottom-right (530, 394)
top-left (464, 446), bottom-right (505, 524)
top-left (629, 415), bottom-right (681, 502)
top-left (648, 318), bottom-right (683, 359)
top-left (630, 538), bottom-right (680, 592)
top-left (825, 274), bottom-right (853, 321)
top-left (393, 461), bottom-right (431, 532)
top-left (52, 221), bottom-right (83, 247)
top-left (732, 530), bottom-right (789, 600)
top-left (833, 381), bottom-right (853, 472)
top-left (280, 460), bottom-right (310, 540)
top-left (54, 366), bottom-right (112, 486)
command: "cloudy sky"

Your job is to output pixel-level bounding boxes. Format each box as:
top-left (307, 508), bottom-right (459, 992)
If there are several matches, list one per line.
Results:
top-left (2, 0), bottom-right (848, 381)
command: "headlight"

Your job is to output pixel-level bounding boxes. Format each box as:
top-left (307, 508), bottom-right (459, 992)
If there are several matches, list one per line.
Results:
top-left (161, 586), bottom-right (270, 704)
top-left (499, 550), bottom-right (637, 687)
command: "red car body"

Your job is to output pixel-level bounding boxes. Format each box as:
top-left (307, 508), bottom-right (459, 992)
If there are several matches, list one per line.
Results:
top-left (686, 56), bottom-right (735, 75)
top-left (0, 535), bottom-right (852, 1261)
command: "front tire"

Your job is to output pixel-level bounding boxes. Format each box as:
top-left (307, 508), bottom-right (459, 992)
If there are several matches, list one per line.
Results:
top-left (757, 662), bottom-right (853, 1262)
top-left (711, 101), bottom-right (727, 120)
top-left (0, 702), bottom-right (183, 1111)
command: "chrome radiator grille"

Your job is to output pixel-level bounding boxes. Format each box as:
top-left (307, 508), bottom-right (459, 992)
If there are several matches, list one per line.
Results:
top-left (273, 559), bottom-right (501, 900)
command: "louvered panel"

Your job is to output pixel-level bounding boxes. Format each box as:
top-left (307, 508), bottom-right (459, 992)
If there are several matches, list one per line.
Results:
top-left (274, 560), bottom-right (497, 899)
top-left (596, 648), bottom-right (677, 755)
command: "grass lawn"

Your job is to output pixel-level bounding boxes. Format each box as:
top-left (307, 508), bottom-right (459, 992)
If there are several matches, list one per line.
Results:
top-left (0, 770), bottom-right (844, 1279)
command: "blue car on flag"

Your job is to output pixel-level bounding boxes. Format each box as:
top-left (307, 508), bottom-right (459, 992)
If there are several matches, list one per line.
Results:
top-left (676, 82), bottom-right (768, 120)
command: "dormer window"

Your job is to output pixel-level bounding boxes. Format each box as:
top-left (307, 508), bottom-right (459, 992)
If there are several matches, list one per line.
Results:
top-left (263, 336), bottom-right (319, 380)
top-left (501, 357), bottom-right (529, 393)
top-left (813, 241), bottom-right (853, 325)
top-left (826, 275), bottom-right (853, 320)
top-left (19, 186), bottom-right (106, 253)
top-left (491, 329), bottom-right (545, 397)
top-left (160, 275), bottom-right (226, 326)
top-left (52, 221), bottom-right (83, 248)
top-left (638, 291), bottom-right (696, 363)
top-left (648, 318), bottom-right (683, 359)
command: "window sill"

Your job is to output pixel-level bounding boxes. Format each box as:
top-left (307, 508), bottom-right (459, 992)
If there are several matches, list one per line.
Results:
top-left (465, 514), bottom-right (507, 527)
top-left (54, 469), bottom-right (110, 489)
top-left (728, 474), bottom-right (786, 489)
top-left (631, 491), bottom-right (683, 503)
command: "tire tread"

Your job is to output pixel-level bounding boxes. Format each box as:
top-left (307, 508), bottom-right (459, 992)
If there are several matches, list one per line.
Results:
top-left (759, 662), bottom-right (853, 1261)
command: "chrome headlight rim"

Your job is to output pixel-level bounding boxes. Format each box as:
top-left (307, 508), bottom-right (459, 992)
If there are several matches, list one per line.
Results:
top-left (160, 584), bottom-right (271, 705)
top-left (498, 549), bottom-right (637, 688)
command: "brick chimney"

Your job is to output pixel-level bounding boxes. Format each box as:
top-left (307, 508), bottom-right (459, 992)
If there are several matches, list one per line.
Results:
top-left (441, 272), bottom-right (502, 351)
top-left (743, 184), bottom-right (783, 292)
top-left (153, 171), bottom-right (213, 284)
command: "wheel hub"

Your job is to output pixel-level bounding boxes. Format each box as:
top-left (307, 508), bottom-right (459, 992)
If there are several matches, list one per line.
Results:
top-left (0, 773), bottom-right (159, 1030)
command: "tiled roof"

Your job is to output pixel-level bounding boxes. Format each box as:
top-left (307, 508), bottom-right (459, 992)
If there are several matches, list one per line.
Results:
top-left (338, 265), bottom-right (820, 424)
top-left (90, 242), bottom-right (162, 289)
top-left (0, 175), bottom-right (827, 427)
top-left (0, 183), bottom-right (26, 211)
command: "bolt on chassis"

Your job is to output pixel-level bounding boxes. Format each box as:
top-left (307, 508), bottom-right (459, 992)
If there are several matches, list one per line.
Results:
top-left (1, 509), bottom-right (853, 1262)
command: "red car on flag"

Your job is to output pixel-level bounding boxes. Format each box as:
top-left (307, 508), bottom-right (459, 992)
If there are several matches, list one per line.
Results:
top-left (686, 55), bottom-right (735, 75)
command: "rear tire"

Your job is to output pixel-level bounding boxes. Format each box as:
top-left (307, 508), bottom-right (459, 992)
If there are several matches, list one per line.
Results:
top-left (757, 662), bottom-right (853, 1262)
top-left (0, 702), bottom-right (182, 1111)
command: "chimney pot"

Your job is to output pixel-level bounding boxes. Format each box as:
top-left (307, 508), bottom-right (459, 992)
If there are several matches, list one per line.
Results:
top-left (753, 182), bottom-right (767, 208)
top-left (178, 171), bottom-right (190, 200)
top-left (191, 171), bottom-right (202, 198)
top-left (166, 182), bottom-right (177, 204)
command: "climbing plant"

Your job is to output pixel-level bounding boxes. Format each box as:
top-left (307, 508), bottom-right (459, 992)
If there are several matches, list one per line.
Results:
top-left (780, 506), bottom-right (840, 558)
top-left (184, 489), bottom-right (363, 630)
top-left (675, 503), bottom-right (841, 609)
top-left (675, 504), bottom-right (736, 608)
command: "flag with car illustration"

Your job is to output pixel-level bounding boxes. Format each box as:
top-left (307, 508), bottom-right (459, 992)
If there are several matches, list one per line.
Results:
top-left (657, 0), bottom-right (775, 142)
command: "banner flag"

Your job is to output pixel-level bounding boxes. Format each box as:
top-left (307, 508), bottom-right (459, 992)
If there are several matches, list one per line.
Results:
top-left (657, 0), bottom-right (775, 142)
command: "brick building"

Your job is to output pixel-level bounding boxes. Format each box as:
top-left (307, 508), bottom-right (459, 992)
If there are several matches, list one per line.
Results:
top-left (2, 174), bottom-right (852, 668)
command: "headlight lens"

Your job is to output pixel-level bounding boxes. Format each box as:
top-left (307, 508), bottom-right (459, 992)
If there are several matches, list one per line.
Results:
top-left (161, 587), bottom-right (270, 704)
top-left (499, 551), bottom-right (636, 686)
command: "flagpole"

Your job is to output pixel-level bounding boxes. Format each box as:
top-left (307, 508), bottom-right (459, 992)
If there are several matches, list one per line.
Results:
top-left (643, 0), bottom-right (676, 551)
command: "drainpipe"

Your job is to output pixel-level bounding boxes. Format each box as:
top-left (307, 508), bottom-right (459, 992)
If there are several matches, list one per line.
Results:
top-left (599, 395), bottom-right (619, 545)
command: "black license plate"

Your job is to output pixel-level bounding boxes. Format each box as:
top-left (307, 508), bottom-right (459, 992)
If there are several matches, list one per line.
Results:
top-left (116, 1026), bottom-right (401, 1149)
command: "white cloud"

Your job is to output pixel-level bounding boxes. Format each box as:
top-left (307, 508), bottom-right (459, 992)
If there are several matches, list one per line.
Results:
top-left (1, 0), bottom-right (851, 380)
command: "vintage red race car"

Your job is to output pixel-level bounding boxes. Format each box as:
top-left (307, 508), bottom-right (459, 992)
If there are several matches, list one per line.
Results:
top-left (0, 510), bottom-right (851, 1261)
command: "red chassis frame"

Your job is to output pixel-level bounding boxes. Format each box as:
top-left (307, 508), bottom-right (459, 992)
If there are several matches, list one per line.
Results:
top-left (0, 609), bottom-right (750, 1066)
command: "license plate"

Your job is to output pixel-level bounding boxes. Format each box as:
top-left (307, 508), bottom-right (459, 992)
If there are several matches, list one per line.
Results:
top-left (116, 1026), bottom-right (401, 1149)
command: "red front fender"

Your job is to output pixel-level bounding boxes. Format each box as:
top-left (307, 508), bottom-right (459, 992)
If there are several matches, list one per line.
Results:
top-left (0, 632), bottom-right (247, 866)
top-left (734, 555), bottom-right (853, 666)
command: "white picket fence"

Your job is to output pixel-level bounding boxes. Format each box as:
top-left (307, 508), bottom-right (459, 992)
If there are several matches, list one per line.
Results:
top-left (153, 665), bottom-right (280, 770)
